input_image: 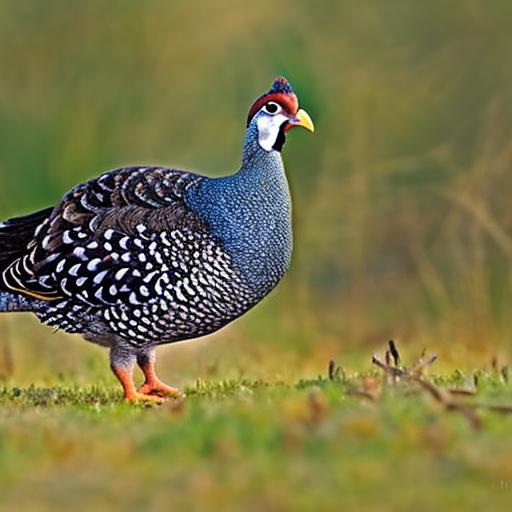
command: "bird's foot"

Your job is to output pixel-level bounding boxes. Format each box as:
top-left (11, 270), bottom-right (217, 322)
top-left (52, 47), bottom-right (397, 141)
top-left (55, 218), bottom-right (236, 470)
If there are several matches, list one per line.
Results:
top-left (124, 391), bottom-right (166, 404)
top-left (138, 380), bottom-right (185, 399)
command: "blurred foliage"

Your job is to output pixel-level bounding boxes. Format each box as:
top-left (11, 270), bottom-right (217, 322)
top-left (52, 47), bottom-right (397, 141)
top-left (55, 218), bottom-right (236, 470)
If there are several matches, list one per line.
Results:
top-left (1, 3), bottom-right (512, 363)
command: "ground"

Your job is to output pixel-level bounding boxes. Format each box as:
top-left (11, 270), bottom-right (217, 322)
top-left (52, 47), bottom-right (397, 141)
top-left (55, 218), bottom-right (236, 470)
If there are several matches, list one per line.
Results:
top-left (1, 331), bottom-right (512, 512)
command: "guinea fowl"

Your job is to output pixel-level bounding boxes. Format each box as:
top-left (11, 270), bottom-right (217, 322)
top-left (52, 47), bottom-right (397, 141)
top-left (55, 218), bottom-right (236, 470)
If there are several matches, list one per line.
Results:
top-left (0, 77), bottom-right (314, 402)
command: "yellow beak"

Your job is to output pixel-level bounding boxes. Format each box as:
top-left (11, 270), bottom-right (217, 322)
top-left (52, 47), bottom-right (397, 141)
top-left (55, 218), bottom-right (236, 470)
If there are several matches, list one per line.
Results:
top-left (292, 109), bottom-right (315, 132)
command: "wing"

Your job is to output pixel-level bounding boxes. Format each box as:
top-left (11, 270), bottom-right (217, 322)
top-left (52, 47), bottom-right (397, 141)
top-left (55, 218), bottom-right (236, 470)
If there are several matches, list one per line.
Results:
top-left (1, 166), bottom-right (205, 305)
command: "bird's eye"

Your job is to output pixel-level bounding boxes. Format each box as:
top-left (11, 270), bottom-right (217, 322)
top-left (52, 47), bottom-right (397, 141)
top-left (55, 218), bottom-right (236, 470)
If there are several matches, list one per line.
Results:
top-left (263, 102), bottom-right (282, 115)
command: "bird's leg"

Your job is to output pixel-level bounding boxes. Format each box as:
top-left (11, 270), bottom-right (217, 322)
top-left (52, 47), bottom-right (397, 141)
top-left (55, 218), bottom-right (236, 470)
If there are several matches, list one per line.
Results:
top-left (110, 346), bottom-right (164, 403)
top-left (136, 348), bottom-right (183, 398)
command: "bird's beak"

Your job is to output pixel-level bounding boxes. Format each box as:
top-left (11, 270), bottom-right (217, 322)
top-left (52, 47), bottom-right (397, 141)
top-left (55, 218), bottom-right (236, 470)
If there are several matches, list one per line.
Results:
top-left (288, 109), bottom-right (315, 132)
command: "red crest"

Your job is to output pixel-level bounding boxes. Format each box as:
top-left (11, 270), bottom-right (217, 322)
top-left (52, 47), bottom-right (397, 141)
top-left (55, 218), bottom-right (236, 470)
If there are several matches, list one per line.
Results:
top-left (246, 77), bottom-right (298, 126)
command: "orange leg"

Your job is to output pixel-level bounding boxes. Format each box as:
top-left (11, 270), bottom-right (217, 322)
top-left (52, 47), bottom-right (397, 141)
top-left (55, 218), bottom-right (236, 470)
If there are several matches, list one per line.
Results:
top-left (110, 347), bottom-right (164, 403)
top-left (111, 366), bottom-right (164, 403)
top-left (137, 350), bottom-right (184, 398)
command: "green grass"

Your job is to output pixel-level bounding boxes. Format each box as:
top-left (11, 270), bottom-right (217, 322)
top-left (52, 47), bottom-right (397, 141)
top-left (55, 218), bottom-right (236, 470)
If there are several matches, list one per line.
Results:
top-left (1, 362), bottom-right (512, 511)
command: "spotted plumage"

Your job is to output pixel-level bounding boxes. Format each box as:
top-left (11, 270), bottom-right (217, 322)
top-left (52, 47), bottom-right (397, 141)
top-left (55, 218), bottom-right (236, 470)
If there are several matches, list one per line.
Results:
top-left (0, 77), bottom-right (314, 401)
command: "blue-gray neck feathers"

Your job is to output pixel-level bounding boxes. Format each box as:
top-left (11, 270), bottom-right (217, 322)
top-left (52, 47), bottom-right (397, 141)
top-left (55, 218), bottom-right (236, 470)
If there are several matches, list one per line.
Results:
top-left (186, 122), bottom-right (293, 296)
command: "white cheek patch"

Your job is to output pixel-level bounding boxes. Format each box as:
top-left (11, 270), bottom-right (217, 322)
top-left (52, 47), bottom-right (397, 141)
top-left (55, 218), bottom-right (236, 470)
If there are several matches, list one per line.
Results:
top-left (256, 113), bottom-right (288, 151)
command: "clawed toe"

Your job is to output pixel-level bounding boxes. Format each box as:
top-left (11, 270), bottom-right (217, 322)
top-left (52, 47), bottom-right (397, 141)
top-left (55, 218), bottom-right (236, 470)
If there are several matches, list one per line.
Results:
top-left (125, 392), bottom-right (166, 404)
top-left (138, 382), bottom-right (185, 399)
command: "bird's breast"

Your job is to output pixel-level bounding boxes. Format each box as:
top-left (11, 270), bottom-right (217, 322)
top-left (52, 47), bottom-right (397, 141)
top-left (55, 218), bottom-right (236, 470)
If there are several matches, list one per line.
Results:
top-left (187, 174), bottom-right (293, 298)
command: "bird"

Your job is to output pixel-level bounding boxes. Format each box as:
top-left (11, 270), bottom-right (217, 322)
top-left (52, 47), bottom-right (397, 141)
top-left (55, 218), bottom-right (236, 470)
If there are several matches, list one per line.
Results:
top-left (0, 77), bottom-right (314, 402)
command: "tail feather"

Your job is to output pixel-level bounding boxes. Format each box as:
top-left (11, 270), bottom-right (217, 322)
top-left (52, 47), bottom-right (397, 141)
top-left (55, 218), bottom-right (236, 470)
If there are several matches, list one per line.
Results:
top-left (0, 206), bottom-right (54, 271)
top-left (0, 207), bottom-right (54, 297)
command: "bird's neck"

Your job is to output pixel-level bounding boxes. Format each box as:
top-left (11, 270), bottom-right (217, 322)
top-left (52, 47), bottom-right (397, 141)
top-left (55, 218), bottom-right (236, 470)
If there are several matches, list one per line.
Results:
top-left (237, 122), bottom-right (285, 182)
top-left (186, 125), bottom-right (293, 295)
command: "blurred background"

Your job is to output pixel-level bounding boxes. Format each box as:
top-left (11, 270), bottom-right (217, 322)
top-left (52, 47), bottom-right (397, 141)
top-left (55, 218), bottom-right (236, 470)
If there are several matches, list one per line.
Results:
top-left (1, 0), bottom-right (512, 385)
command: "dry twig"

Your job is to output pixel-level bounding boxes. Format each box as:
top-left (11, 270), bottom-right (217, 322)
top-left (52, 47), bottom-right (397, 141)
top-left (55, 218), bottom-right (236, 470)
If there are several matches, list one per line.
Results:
top-left (350, 341), bottom-right (512, 430)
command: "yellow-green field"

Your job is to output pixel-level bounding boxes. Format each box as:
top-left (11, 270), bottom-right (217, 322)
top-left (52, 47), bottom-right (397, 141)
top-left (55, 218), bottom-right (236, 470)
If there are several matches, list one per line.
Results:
top-left (1, 333), bottom-right (512, 511)
top-left (2, 1), bottom-right (512, 510)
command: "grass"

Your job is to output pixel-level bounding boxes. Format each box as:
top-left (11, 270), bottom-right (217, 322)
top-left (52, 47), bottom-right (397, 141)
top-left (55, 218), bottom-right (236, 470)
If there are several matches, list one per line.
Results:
top-left (1, 342), bottom-right (512, 512)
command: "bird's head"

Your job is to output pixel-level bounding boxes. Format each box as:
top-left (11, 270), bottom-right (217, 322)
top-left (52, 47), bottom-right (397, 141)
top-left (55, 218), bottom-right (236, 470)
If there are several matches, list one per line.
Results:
top-left (246, 77), bottom-right (314, 152)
